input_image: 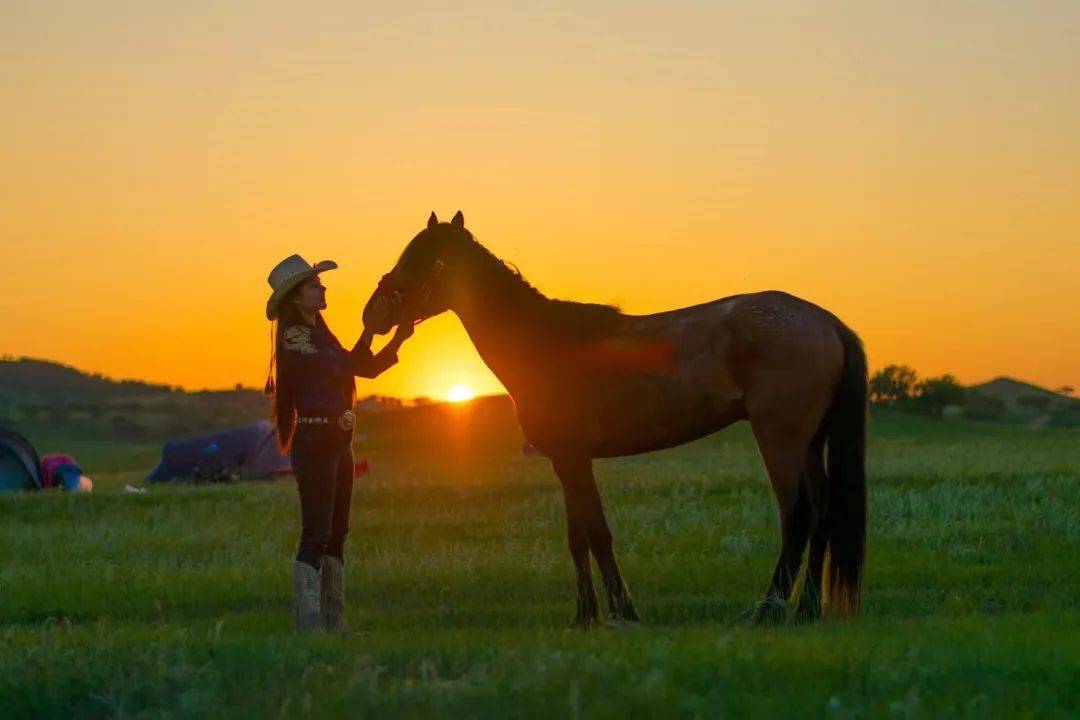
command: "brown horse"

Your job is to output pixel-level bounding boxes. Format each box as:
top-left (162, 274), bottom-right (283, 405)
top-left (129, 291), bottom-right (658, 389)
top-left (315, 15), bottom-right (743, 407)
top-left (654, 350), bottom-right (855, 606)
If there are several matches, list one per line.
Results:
top-left (363, 211), bottom-right (868, 626)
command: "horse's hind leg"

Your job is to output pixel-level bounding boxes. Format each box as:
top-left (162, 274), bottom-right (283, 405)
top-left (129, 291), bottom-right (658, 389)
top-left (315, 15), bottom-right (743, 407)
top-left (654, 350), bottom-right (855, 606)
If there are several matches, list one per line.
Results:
top-left (749, 416), bottom-right (815, 625)
top-left (553, 455), bottom-right (639, 625)
top-left (796, 436), bottom-right (829, 623)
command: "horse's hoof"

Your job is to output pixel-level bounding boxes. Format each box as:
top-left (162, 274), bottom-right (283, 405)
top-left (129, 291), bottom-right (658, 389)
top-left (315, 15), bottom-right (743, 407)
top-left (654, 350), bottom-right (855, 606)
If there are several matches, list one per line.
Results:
top-left (612, 603), bottom-right (640, 624)
top-left (748, 599), bottom-right (787, 627)
top-left (794, 587), bottom-right (822, 624)
top-left (568, 616), bottom-right (597, 630)
top-left (602, 616), bottom-right (641, 630)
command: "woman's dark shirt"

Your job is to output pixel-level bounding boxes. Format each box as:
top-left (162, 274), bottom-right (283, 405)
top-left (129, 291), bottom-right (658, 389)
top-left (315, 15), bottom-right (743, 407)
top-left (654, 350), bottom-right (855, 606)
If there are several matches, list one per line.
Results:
top-left (278, 321), bottom-right (396, 417)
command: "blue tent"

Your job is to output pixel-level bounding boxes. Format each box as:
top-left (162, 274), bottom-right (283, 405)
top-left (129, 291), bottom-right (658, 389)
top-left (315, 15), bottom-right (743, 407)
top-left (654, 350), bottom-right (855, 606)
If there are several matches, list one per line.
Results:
top-left (146, 421), bottom-right (291, 484)
top-left (0, 427), bottom-right (43, 492)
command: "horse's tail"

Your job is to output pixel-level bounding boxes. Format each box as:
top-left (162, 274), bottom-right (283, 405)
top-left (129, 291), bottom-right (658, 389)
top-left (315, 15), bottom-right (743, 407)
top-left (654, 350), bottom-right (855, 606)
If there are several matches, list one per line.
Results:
top-left (822, 321), bottom-right (868, 616)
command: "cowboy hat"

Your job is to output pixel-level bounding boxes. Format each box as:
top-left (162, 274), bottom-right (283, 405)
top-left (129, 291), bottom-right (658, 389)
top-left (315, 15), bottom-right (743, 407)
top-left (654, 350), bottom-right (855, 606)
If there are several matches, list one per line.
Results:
top-left (265, 254), bottom-right (338, 320)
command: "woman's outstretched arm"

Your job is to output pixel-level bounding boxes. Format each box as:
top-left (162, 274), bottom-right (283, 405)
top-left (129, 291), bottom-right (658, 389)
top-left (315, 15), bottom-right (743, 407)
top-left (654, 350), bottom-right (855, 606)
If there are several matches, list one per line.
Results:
top-left (358, 327), bottom-right (375, 349)
top-left (349, 321), bottom-right (413, 379)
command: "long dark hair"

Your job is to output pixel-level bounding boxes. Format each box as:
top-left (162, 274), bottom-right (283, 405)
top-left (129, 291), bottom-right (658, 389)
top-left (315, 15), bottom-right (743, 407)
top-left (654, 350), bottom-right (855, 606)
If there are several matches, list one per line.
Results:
top-left (269, 287), bottom-right (355, 452)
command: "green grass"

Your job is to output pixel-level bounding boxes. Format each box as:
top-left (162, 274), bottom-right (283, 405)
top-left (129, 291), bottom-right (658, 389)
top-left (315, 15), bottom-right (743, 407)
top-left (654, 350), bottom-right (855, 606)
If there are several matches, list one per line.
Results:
top-left (2, 412), bottom-right (1078, 718)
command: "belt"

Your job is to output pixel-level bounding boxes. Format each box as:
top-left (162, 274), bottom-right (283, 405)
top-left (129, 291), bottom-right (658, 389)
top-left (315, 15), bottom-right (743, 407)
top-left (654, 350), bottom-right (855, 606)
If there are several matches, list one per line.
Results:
top-left (297, 410), bottom-right (355, 431)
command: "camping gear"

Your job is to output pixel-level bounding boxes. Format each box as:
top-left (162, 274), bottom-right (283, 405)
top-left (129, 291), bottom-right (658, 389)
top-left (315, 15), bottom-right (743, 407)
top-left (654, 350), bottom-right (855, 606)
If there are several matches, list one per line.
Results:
top-left (0, 430), bottom-right (91, 492)
top-left (55, 464), bottom-right (92, 492)
top-left (145, 421), bottom-right (293, 483)
top-left (40, 454), bottom-right (75, 488)
top-left (42, 455), bottom-right (94, 492)
top-left (0, 427), bottom-right (43, 491)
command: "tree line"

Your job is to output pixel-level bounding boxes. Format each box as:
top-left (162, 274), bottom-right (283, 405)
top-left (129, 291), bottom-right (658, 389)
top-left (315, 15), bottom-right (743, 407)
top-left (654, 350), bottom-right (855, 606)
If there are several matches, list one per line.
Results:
top-left (870, 365), bottom-right (1078, 427)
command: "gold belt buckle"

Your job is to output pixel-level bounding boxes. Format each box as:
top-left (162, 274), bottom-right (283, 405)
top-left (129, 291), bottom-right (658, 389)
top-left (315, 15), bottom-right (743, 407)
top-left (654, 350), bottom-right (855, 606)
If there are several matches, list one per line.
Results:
top-left (337, 410), bottom-right (355, 431)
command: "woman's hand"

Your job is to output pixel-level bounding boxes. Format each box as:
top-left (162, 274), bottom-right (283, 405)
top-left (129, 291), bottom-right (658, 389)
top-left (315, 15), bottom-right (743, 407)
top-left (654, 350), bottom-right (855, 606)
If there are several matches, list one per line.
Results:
top-left (391, 294), bottom-right (424, 343)
top-left (392, 319), bottom-right (415, 342)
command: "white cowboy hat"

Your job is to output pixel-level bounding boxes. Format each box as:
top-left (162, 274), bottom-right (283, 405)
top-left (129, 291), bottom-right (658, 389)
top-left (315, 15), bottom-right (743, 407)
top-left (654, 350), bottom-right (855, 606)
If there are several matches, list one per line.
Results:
top-left (265, 254), bottom-right (338, 320)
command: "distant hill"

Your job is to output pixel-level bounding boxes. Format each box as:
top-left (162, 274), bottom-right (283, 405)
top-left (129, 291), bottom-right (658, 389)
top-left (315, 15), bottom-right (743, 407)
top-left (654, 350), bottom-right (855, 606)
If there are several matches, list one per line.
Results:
top-left (0, 357), bottom-right (269, 440)
top-left (964, 376), bottom-right (1079, 428)
top-left (970, 377), bottom-right (1077, 412)
top-left (0, 357), bottom-right (177, 404)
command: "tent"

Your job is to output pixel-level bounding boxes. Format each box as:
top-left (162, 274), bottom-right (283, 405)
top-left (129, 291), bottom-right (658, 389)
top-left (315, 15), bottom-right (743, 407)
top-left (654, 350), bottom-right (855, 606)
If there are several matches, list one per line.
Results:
top-left (145, 421), bottom-right (292, 484)
top-left (0, 427), bottom-right (44, 491)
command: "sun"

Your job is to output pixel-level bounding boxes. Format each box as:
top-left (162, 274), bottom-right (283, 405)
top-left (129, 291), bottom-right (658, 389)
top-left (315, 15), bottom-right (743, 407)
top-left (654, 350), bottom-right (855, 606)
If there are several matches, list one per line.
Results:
top-left (445, 384), bottom-right (476, 403)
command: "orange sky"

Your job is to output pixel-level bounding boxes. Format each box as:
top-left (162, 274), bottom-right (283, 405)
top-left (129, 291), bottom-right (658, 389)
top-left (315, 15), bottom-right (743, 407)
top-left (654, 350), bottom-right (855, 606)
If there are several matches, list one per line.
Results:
top-left (3, 2), bottom-right (1078, 399)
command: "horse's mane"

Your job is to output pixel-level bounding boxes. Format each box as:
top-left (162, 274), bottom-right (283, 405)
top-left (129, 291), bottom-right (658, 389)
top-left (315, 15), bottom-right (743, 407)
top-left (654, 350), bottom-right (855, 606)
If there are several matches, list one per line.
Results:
top-left (460, 231), bottom-right (623, 340)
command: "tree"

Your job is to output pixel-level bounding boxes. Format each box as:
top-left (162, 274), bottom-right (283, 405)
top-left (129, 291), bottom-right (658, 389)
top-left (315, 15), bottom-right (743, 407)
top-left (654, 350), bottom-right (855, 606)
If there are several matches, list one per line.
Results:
top-left (964, 391), bottom-right (1009, 423)
top-left (909, 375), bottom-right (967, 419)
top-left (1049, 404), bottom-right (1080, 428)
top-left (1017, 394), bottom-right (1051, 413)
top-left (1056, 385), bottom-right (1074, 397)
top-left (869, 365), bottom-right (919, 406)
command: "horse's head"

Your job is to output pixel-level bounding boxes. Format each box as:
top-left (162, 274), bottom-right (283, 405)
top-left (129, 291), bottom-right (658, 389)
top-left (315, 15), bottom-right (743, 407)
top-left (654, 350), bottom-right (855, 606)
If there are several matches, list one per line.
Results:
top-left (362, 210), bottom-right (469, 334)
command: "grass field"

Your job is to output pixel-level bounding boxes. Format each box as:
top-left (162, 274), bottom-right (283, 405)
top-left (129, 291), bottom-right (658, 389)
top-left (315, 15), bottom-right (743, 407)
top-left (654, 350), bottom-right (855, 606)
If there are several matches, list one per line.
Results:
top-left (2, 411), bottom-right (1078, 718)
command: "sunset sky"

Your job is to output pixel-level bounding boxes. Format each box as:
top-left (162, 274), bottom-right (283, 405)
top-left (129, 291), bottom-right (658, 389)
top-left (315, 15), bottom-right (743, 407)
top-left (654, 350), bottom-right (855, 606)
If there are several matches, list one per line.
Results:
top-left (3, 2), bottom-right (1078, 399)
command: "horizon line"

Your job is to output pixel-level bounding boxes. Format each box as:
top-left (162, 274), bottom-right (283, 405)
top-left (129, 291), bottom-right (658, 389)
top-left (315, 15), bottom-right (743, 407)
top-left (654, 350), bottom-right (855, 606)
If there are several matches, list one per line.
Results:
top-left (1, 354), bottom-right (1071, 399)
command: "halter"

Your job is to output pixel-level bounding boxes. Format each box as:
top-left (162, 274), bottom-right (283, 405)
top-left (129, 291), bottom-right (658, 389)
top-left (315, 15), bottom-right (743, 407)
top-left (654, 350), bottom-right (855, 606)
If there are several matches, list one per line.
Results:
top-left (375, 259), bottom-right (446, 325)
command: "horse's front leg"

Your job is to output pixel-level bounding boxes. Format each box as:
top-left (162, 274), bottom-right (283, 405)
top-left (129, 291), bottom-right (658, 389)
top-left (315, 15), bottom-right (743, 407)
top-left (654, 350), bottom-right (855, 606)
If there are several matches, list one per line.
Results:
top-left (553, 456), bottom-right (639, 624)
top-left (558, 478), bottom-right (599, 627)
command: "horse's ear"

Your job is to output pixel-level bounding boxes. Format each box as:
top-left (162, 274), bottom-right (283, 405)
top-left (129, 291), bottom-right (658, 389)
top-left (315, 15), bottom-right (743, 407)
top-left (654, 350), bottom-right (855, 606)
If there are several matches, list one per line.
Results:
top-left (427, 211), bottom-right (439, 228)
top-left (451, 210), bottom-right (465, 227)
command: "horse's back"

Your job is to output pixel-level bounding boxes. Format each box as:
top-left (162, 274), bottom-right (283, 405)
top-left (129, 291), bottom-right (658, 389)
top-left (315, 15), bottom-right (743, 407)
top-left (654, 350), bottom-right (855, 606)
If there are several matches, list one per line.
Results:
top-left (520, 291), bottom-right (848, 459)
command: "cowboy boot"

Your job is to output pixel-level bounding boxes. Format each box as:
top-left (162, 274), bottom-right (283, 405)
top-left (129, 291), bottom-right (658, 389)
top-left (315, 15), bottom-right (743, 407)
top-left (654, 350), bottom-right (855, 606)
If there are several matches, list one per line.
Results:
top-left (319, 555), bottom-right (349, 635)
top-left (292, 561), bottom-right (321, 633)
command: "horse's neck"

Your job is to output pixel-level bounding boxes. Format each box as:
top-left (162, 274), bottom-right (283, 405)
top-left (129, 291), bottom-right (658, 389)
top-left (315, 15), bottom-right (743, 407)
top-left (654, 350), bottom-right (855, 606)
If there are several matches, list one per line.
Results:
top-left (451, 263), bottom-right (554, 399)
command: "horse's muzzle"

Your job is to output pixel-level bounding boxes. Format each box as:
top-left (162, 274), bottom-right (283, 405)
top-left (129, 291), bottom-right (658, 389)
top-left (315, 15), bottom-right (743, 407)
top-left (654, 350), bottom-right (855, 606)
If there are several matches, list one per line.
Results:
top-left (362, 293), bottom-right (397, 335)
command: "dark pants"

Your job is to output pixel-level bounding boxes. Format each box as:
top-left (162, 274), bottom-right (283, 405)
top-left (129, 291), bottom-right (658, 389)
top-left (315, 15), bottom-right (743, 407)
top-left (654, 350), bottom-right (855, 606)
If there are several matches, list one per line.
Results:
top-left (292, 424), bottom-right (354, 569)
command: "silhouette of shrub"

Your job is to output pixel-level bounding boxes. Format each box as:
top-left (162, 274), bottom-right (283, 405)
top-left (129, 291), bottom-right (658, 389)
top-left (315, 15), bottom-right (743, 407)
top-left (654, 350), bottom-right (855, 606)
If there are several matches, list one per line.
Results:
top-left (963, 392), bottom-right (1011, 423)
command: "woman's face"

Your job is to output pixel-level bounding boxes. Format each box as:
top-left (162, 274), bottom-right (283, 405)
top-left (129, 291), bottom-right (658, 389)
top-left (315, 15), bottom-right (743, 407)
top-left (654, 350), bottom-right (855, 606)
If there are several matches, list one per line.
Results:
top-left (292, 275), bottom-right (327, 314)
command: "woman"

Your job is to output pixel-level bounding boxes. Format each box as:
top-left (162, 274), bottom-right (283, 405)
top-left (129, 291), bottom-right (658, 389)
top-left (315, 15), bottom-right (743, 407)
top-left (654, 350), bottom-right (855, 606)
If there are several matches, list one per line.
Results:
top-left (265, 254), bottom-right (413, 633)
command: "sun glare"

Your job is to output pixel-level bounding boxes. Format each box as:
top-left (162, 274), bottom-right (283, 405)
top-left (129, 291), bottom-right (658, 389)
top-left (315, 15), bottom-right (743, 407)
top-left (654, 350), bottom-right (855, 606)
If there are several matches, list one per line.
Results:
top-left (445, 384), bottom-right (476, 403)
